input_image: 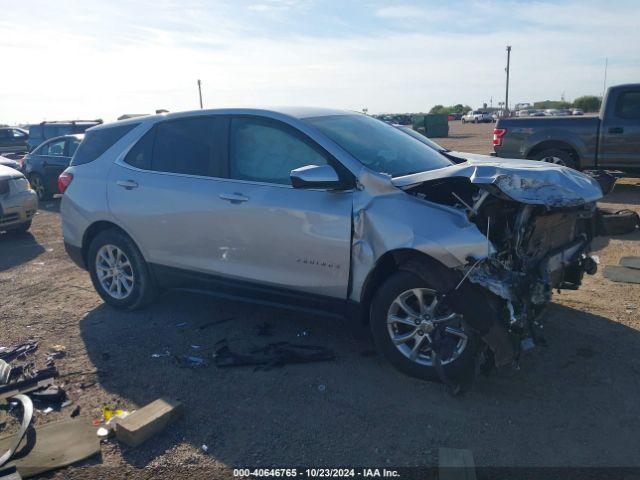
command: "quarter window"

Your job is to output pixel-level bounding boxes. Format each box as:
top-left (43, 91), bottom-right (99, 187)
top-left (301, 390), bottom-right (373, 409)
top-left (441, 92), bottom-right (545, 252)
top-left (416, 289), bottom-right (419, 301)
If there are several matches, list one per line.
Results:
top-left (229, 117), bottom-right (329, 185)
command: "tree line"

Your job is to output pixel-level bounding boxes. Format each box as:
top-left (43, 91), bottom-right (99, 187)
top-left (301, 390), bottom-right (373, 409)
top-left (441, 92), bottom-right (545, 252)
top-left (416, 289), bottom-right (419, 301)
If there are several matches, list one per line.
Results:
top-left (429, 95), bottom-right (602, 114)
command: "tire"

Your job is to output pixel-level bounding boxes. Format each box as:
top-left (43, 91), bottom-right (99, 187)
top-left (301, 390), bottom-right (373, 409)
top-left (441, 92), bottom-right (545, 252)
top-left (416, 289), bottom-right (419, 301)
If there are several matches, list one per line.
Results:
top-left (29, 173), bottom-right (52, 201)
top-left (87, 229), bottom-right (157, 310)
top-left (8, 221), bottom-right (32, 234)
top-left (370, 271), bottom-right (479, 382)
top-left (597, 208), bottom-right (639, 235)
top-left (532, 148), bottom-right (578, 169)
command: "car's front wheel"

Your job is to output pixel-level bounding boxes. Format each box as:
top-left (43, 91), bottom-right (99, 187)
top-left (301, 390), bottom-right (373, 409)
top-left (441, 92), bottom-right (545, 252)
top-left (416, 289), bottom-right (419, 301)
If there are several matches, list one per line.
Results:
top-left (370, 271), bottom-right (478, 382)
top-left (29, 173), bottom-right (51, 201)
top-left (87, 229), bottom-right (157, 310)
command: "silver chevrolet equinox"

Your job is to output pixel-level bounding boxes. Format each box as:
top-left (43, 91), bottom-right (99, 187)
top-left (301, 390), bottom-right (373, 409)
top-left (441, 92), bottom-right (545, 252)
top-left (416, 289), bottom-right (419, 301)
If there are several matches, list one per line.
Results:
top-left (60, 108), bottom-right (604, 387)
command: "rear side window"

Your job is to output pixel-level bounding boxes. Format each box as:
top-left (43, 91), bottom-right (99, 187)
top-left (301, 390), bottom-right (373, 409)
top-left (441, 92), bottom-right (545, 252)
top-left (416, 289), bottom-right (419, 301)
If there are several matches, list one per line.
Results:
top-left (71, 124), bottom-right (138, 166)
top-left (616, 91), bottom-right (640, 119)
top-left (41, 139), bottom-right (66, 156)
top-left (149, 117), bottom-right (228, 177)
top-left (68, 137), bottom-right (81, 157)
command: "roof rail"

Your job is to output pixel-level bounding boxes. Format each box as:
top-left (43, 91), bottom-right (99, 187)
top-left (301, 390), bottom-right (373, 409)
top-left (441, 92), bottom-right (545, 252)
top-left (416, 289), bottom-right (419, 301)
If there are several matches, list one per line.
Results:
top-left (38, 119), bottom-right (103, 125)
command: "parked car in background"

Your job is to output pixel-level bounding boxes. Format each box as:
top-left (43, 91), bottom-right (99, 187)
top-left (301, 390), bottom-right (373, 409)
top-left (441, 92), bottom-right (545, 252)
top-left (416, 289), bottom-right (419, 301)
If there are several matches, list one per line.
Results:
top-left (0, 127), bottom-right (29, 154)
top-left (59, 108), bottom-right (602, 387)
top-left (572, 108), bottom-right (584, 116)
top-left (447, 112), bottom-right (463, 121)
top-left (494, 83), bottom-right (640, 172)
top-left (530, 110), bottom-right (546, 117)
top-left (23, 134), bottom-right (83, 200)
top-left (461, 110), bottom-right (492, 123)
top-left (0, 164), bottom-right (37, 233)
top-left (395, 125), bottom-right (495, 162)
top-left (27, 120), bottom-right (101, 151)
top-left (0, 155), bottom-right (23, 171)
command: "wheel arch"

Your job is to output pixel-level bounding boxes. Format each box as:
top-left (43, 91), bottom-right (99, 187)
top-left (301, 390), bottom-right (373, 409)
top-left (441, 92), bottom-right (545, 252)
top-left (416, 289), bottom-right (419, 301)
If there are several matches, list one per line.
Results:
top-left (358, 248), bottom-right (457, 324)
top-left (526, 140), bottom-right (580, 167)
top-left (82, 220), bottom-right (142, 268)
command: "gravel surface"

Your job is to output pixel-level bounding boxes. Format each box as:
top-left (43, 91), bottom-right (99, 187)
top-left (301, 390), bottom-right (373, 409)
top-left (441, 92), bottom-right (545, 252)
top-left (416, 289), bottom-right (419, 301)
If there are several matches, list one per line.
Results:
top-left (1, 121), bottom-right (639, 477)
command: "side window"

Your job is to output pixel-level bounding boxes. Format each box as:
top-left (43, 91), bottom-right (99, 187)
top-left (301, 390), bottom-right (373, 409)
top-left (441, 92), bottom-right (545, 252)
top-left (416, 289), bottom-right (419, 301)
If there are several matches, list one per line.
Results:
top-left (616, 91), bottom-right (640, 119)
top-left (0, 130), bottom-right (8, 139)
top-left (151, 117), bottom-right (227, 177)
top-left (68, 138), bottom-right (81, 157)
top-left (12, 130), bottom-right (27, 138)
top-left (230, 117), bottom-right (329, 185)
top-left (124, 128), bottom-right (154, 170)
top-left (42, 139), bottom-right (66, 156)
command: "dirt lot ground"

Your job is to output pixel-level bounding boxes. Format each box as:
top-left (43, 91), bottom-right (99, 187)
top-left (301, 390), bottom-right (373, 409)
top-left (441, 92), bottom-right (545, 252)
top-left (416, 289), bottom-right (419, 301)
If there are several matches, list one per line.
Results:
top-left (1, 121), bottom-right (639, 477)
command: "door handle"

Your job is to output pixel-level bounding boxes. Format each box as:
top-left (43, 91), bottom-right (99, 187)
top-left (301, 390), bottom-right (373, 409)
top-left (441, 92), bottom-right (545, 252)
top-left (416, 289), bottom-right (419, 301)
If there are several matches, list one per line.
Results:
top-left (608, 127), bottom-right (624, 134)
top-left (116, 179), bottom-right (139, 190)
top-left (42, 160), bottom-right (48, 167)
top-left (219, 192), bottom-right (249, 204)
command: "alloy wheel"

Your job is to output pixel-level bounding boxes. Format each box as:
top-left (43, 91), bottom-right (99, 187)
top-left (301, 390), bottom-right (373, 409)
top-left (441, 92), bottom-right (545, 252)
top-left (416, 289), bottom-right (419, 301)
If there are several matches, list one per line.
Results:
top-left (387, 288), bottom-right (468, 366)
top-left (95, 244), bottom-right (135, 299)
top-left (31, 176), bottom-right (45, 199)
top-left (541, 155), bottom-right (566, 166)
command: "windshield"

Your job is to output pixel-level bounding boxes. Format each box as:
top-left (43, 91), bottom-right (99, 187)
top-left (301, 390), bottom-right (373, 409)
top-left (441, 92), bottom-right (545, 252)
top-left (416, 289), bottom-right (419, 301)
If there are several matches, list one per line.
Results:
top-left (396, 126), bottom-right (449, 152)
top-left (305, 114), bottom-right (452, 177)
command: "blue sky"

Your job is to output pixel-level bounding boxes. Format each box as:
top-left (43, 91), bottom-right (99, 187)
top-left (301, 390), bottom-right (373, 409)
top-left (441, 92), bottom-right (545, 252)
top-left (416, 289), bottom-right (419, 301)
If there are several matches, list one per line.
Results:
top-left (1, 0), bottom-right (639, 123)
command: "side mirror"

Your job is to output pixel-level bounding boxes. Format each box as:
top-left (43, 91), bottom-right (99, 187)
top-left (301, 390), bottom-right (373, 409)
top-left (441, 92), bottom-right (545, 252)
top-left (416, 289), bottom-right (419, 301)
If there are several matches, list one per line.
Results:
top-left (290, 164), bottom-right (342, 189)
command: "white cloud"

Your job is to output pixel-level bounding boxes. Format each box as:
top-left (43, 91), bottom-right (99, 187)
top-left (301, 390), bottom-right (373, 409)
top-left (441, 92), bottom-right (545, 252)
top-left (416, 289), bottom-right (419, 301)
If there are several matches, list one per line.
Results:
top-left (0, 0), bottom-right (639, 124)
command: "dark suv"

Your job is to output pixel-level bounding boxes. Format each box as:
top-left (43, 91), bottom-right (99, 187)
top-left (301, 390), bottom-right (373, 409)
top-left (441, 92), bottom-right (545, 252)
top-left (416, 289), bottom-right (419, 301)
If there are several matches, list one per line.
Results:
top-left (0, 127), bottom-right (29, 154)
top-left (23, 134), bottom-right (83, 200)
top-left (27, 120), bottom-right (101, 151)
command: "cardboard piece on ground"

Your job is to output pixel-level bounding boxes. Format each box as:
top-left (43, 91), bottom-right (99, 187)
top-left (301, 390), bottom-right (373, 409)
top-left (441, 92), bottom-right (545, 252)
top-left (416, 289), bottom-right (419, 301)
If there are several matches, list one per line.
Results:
top-left (603, 265), bottom-right (640, 284)
top-left (115, 398), bottom-right (183, 447)
top-left (0, 418), bottom-right (100, 479)
top-left (619, 256), bottom-right (640, 270)
top-left (439, 448), bottom-right (477, 480)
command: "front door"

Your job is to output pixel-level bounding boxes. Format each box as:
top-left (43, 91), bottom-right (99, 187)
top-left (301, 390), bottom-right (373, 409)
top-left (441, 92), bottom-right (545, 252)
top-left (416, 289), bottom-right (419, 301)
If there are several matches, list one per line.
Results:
top-left (216, 116), bottom-right (353, 299)
top-left (40, 138), bottom-right (71, 193)
top-left (599, 87), bottom-right (640, 169)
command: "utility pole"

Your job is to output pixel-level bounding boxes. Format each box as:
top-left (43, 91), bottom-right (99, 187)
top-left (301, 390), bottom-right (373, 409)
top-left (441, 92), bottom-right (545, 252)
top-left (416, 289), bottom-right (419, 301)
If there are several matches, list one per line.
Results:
top-left (602, 57), bottom-right (608, 99)
top-left (505, 45), bottom-right (512, 114)
top-left (197, 79), bottom-right (203, 109)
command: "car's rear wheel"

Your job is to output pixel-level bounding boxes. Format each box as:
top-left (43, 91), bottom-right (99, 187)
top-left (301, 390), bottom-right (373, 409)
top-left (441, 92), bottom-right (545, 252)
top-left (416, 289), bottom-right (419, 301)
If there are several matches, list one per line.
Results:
top-left (533, 148), bottom-right (578, 169)
top-left (8, 221), bottom-right (32, 234)
top-left (29, 173), bottom-right (51, 201)
top-left (87, 229), bottom-right (157, 310)
top-left (370, 271), bottom-right (478, 382)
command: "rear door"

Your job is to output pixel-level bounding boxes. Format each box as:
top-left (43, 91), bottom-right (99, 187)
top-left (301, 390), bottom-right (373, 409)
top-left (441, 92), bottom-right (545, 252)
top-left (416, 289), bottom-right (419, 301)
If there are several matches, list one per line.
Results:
top-left (599, 87), bottom-right (640, 168)
top-left (39, 138), bottom-right (71, 192)
top-left (108, 116), bottom-right (232, 275)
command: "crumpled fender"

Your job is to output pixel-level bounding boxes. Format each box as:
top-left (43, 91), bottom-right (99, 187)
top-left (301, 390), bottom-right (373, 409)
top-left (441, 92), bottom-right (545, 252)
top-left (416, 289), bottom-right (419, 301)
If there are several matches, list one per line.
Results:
top-left (349, 171), bottom-right (492, 302)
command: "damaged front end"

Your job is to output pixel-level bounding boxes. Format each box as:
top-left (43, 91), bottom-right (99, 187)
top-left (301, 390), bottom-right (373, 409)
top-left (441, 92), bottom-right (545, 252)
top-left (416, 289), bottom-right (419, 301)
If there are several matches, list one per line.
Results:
top-left (397, 160), bottom-right (605, 355)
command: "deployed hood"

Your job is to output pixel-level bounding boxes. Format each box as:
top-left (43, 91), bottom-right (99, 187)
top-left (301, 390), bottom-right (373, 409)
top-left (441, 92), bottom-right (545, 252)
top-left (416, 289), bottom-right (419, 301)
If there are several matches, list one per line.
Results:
top-left (392, 157), bottom-right (603, 207)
